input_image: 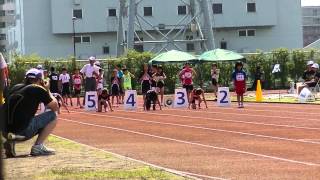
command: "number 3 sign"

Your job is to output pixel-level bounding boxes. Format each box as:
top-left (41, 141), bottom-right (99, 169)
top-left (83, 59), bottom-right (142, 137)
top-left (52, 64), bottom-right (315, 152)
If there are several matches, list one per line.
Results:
top-left (85, 91), bottom-right (98, 111)
top-left (124, 90), bottom-right (137, 110)
top-left (174, 88), bottom-right (188, 108)
top-left (217, 87), bottom-right (231, 107)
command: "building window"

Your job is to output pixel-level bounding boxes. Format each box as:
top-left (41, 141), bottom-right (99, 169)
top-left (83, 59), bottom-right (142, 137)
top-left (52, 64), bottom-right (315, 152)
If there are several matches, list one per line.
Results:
top-left (82, 36), bottom-right (91, 43)
top-left (144, 7), bottom-right (153, 16)
top-left (212, 3), bottom-right (222, 14)
top-left (239, 30), bottom-right (247, 37)
top-left (108, 9), bottom-right (117, 17)
top-left (73, 9), bottom-right (83, 19)
top-left (0, 11), bottom-right (5, 16)
top-left (103, 46), bottom-right (110, 54)
top-left (6, 0), bottom-right (15, 3)
top-left (247, 3), bottom-right (256, 13)
top-left (0, 22), bottom-right (5, 28)
top-left (0, 0), bottom-right (4, 5)
top-left (7, 10), bottom-right (15, 15)
top-left (186, 43), bottom-right (195, 51)
top-left (0, 34), bottom-right (6, 40)
top-left (220, 41), bottom-right (227, 49)
top-left (178, 5), bottom-right (187, 15)
top-left (73, 36), bottom-right (81, 43)
top-left (314, 18), bottom-right (320, 24)
top-left (247, 29), bottom-right (256, 36)
top-left (134, 37), bottom-right (144, 52)
top-left (186, 35), bottom-right (193, 40)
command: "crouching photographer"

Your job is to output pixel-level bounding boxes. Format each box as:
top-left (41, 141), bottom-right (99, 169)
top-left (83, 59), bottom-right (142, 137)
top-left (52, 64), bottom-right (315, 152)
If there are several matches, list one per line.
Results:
top-left (2, 68), bottom-right (59, 158)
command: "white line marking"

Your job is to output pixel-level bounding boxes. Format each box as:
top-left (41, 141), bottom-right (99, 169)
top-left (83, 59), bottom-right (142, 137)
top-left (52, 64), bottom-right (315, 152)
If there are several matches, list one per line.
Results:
top-left (163, 108), bottom-right (320, 123)
top-left (71, 111), bottom-right (320, 145)
top-left (51, 135), bottom-right (227, 180)
top-left (59, 117), bottom-right (320, 167)
top-left (111, 110), bottom-right (320, 131)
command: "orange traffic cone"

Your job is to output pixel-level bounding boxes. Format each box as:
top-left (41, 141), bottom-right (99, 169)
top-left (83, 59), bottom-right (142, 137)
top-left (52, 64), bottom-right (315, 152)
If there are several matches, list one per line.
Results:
top-left (256, 80), bottom-right (263, 102)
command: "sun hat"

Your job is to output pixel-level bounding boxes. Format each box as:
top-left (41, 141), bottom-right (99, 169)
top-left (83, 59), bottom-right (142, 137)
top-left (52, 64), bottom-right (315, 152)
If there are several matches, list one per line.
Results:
top-left (88, 56), bottom-right (96, 61)
top-left (311, 63), bottom-right (319, 69)
top-left (307, 60), bottom-right (314, 66)
top-left (26, 68), bottom-right (42, 79)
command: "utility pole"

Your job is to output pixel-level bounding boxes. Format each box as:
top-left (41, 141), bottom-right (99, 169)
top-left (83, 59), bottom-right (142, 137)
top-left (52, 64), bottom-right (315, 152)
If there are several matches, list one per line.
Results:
top-left (127, 0), bottom-right (136, 50)
top-left (116, 0), bottom-right (125, 57)
top-left (199, 0), bottom-right (215, 50)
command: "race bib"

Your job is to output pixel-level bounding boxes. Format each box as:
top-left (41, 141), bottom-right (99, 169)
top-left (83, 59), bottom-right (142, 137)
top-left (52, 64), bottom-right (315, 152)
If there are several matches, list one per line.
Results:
top-left (236, 73), bottom-right (245, 81)
top-left (184, 72), bottom-right (192, 78)
top-left (74, 78), bottom-right (81, 84)
top-left (52, 76), bottom-right (58, 81)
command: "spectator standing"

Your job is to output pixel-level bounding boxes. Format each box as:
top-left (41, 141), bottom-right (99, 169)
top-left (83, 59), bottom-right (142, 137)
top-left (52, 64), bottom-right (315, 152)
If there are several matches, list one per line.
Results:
top-left (110, 70), bottom-right (121, 106)
top-left (72, 69), bottom-right (83, 108)
top-left (153, 66), bottom-right (166, 105)
top-left (139, 64), bottom-right (152, 110)
top-left (80, 56), bottom-right (99, 105)
top-left (122, 67), bottom-right (135, 90)
top-left (250, 66), bottom-right (264, 91)
top-left (179, 62), bottom-right (197, 102)
top-left (59, 68), bottom-right (73, 106)
top-left (49, 67), bottom-right (59, 94)
top-left (211, 63), bottom-right (220, 99)
top-left (232, 61), bottom-right (247, 108)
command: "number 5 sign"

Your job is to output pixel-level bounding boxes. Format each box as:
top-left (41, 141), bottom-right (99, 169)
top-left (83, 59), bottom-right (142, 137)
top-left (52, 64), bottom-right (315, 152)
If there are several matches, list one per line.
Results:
top-left (85, 91), bottom-right (98, 111)
top-left (174, 88), bottom-right (188, 108)
top-left (217, 87), bottom-right (231, 107)
top-left (124, 90), bottom-right (137, 110)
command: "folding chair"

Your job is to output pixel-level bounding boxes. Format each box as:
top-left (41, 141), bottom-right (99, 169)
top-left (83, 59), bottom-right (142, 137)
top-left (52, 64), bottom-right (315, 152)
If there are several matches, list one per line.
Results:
top-left (310, 79), bottom-right (320, 99)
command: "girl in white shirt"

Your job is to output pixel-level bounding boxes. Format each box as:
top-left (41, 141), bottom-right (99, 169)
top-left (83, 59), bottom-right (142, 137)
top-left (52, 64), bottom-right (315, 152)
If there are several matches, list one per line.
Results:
top-left (59, 68), bottom-right (73, 106)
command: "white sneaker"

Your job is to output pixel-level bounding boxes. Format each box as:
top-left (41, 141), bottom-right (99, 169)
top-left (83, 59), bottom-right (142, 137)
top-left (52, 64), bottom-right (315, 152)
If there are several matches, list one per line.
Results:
top-left (31, 144), bottom-right (56, 156)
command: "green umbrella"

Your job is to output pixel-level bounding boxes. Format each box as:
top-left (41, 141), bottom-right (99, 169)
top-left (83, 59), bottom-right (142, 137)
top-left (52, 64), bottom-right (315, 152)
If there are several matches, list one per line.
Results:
top-left (149, 50), bottom-right (197, 64)
top-left (199, 49), bottom-right (245, 62)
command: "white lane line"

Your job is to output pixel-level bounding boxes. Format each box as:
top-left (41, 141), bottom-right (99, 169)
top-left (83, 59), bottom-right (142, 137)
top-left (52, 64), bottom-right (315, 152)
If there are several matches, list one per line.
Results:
top-left (71, 111), bottom-right (320, 145)
top-left (59, 118), bottom-right (320, 167)
top-left (111, 109), bottom-right (320, 131)
top-left (162, 108), bottom-right (320, 123)
top-left (51, 135), bottom-right (227, 180)
top-left (204, 104), bottom-right (320, 116)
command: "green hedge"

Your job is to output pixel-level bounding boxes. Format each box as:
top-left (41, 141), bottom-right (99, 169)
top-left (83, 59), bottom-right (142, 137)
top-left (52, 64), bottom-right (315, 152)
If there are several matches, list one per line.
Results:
top-left (8, 49), bottom-right (320, 93)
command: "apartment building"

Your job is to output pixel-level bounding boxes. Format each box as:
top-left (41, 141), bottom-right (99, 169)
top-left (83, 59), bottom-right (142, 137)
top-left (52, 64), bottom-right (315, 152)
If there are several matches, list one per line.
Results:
top-left (302, 6), bottom-right (320, 47)
top-left (8, 0), bottom-right (303, 59)
top-left (0, 0), bottom-right (15, 53)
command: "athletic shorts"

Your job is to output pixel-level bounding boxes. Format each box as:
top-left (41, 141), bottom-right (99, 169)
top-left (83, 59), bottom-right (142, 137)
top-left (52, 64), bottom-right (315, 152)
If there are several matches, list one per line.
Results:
top-left (111, 84), bottom-right (120, 96)
top-left (85, 77), bottom-right (97, 92)
top-left (235, 83), bottom-right (246, 95)
top-left (74, 89), bottom-right (81, 95)
top-left (157, 81), bottom-right (164, 88)
top-left (183, 84), bottom-right (194, 92)
top-left (211, 78), bottom-right (218, 86)
top-left (62, 83), bottom-right (70, 96)
top-left (141, 80), bottom-right (151, 95)
top-left (17, 111), bottom-right (57, 140)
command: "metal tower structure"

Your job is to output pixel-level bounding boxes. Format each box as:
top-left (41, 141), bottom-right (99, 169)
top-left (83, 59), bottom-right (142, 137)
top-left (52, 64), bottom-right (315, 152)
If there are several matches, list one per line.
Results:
top-left (116, 0), bottom-right (215, 56)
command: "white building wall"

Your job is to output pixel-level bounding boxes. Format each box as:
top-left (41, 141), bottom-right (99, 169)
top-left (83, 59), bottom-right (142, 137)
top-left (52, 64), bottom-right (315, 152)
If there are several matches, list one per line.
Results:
top-left (10, 0), bottom-right (303, 58)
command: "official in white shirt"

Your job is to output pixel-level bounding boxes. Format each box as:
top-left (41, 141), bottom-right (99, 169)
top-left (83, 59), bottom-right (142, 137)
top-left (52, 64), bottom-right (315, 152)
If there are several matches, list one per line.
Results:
top-left (80, 56), bottom-right (99, 92)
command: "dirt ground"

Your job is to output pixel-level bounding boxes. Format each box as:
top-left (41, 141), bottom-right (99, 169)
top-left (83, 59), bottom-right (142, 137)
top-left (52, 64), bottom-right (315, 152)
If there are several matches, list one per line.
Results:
top-left (3, 136), bottom-right (189, 180)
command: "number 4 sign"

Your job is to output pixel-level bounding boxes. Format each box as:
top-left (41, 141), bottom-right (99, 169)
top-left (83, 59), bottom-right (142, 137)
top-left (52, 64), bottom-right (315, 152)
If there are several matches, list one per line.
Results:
top-left (217, 87), bottom-right (231, 107)
top-left (85, 91), bottom-right (98, 111)
top-left (174, 88), bottom-right (188, 108)
top-left (124, 90), bottom-right (137, 110)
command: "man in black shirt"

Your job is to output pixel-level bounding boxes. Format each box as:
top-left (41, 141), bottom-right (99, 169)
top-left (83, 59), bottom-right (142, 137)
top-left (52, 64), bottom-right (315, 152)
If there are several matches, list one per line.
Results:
top-left (302, 61), bottom-right (315, 82)
top-left (3, 68), bottom-right (59, 157)
top-left (298, 63), bottom-right (320, 94)
top-left (49, 67), bottom-right (59, 93)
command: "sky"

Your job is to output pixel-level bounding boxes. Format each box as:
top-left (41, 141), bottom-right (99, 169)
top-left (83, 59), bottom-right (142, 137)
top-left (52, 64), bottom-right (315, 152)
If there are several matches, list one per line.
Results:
top-left (302, 0), bottom-right (320, 6)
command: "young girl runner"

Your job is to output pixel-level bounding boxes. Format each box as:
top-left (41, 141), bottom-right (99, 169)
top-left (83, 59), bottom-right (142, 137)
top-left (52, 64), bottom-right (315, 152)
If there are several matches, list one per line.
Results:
top-left (232, 61), bottom-right (246, 108)
top-left (153, 66), bottom-right (166, 105)
top-left (179, 62), bottom-right (197, 102)
top-left (211, 63), bottom-right (219, 99)
top-left (111, 69), bottom-right (120, 106)
top-left (72, 69), bottom-right (83, 108)
top-left (122, 67), bottom-right (135, 90)
top-left (96, 68), bottom-right (104, 95)
top-left (139, 64), bottom-right (152, 110)
top-left (189, 88), bottom-right (208, 109)
top-left (97, 89), bottom-right (113, 112)
top-left (59, 68), bottom-right (73, 106)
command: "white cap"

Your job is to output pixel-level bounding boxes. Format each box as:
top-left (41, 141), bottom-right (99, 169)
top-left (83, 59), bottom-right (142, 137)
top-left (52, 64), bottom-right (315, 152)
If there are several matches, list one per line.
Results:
top-left (89, 56), bottom-right (96, 61)
top-left (26, 68), bottom-right (42, 79)
top-left (36, 64), bottom-right (43, 69)
top-left (307, 60), bottom-right (314, 66)
top-left (94, 61), bottom-right (100, 66)
top-left (311, 63), bottom-right (319, 69)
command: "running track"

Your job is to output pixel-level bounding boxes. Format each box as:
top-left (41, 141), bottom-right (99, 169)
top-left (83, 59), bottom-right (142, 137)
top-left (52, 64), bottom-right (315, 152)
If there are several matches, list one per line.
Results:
top-left (54, 102), bottom-right (320, 180)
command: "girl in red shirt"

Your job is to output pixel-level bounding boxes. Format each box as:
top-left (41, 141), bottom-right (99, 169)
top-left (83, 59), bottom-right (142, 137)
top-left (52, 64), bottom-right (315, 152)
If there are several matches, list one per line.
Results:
top-left (72, 69), bottom-right (83, 108)
top-left (232, 61), bottom-right (246, 108)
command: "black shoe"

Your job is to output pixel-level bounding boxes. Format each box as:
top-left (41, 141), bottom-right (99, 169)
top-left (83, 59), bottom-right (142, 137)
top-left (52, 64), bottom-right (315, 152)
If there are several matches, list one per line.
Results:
top-left (4, 140), bottom-right (16, 158)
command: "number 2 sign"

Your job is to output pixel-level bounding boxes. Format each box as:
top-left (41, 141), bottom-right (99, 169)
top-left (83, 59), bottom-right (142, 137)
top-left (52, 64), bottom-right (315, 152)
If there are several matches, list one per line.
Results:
top-left (174, 88), bottom-right (188, 108)
top-left (85, 91), bottom-right (98, 111)
top-left (217, 87), bottom-right (231, 107)
top-left (124, 90), bottom-right (137, 110)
